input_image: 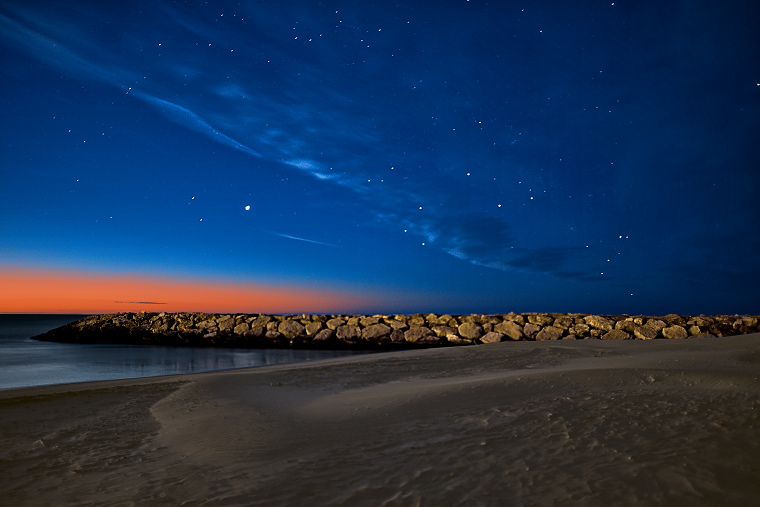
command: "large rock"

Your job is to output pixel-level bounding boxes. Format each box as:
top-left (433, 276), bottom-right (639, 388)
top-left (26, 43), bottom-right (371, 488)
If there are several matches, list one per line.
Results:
top-left (663, 314), bottom-right (686, 326)
top-left (360, 316), bottom-right (381, 327)
top-left (432, 314), bottom-right (456, 326)
top-left (634, 326), bottom-right (658, 340)
top-left (432, 326), bottom-right (459, 338)
top-left (389, 320), bottom-right (408, 330)
top-left (479, 315), bottom-right (502, 326)
top-left (278, 319), bottom-right (306, 339)
top-left (662, 325), bottom-right (688, 339)
top-left (615, 320), bottom-right (636, 332)
top-left (601, 329), bottom-right (632, 340)
top-left (523, 323), bottom-right (541, 338)
top-left (536, 327), bottom-right (564, 341)
top-left (502, 312), bottom-right (525, 325)
top-left (305, 321), bottom-right (323, 336)
top-left (336, 325), bottom-right (361, 341)
top-left (458, 321), bottom-right (484, 340)
top-left (584, 315), bottom-right (614, 332)
top-left (404, 326), bottom-right (434, 343)
top-left (479, 332), bottom-right (504, 343)
top-left (250, 315), bottom-right (272, 327)
top-left (326, 318), bottom-right (345, 330)
top-left (362, 324), bottom-right (392, 340)
top-left (688, 316), bottom-right (713, 327)
top-left (424, 313), bottom-right (439, 325)
top-left (494, 320), bottom-right (524, 341)
top-left (197, 319), bottom-right (217, 332)
top-left (233, 322), bottom-right (250, 335)
top-left (408, 315), bottom-right (427, 326)
top-left (569, 323), bottom-right (590, 338)
top-left (312, 328), bottom-right (335, 342)
top-left (217, 315), bottom-right (235, 332)
top-left (527, 314), bottom-right (554, 326)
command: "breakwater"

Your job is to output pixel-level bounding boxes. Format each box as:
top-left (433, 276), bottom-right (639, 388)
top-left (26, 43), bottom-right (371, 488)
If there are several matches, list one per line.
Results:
top-left (32, 312), bottom-right (760, 349)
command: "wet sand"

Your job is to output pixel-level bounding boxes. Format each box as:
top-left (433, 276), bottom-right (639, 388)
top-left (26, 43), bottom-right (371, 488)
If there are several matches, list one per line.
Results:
top-left (2, 334), bottom-right (759, 506)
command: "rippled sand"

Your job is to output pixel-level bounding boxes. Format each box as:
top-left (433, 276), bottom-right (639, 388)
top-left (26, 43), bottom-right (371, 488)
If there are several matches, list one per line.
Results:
top-left (2, 335), bottom-right (759, 506)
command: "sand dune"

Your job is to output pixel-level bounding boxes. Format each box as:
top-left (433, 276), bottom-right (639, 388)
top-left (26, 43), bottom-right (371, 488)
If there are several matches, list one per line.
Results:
top-left (2, 335), bottom-right (759, 506)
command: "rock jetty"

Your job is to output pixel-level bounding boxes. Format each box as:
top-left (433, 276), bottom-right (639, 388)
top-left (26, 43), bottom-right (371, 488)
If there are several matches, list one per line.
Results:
top-left (32, 312), bottom-right (760, 349)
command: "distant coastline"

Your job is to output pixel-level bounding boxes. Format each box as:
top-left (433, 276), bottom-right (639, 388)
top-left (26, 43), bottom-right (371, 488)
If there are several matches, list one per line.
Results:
top-left (32, 312), bottom-right (760, 349)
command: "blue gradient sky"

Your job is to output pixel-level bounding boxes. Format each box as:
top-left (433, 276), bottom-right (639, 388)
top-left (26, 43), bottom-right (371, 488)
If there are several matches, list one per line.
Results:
top-left (1, 0), bottom-right (759, 315)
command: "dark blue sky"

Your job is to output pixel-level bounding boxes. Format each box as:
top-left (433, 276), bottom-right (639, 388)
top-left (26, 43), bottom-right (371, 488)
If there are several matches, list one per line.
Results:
top-left (1, 0), bottom-right (759, 315)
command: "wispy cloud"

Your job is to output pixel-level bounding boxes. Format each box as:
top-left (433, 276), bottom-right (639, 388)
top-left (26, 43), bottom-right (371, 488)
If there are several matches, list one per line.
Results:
top-left (0, 9), bottom-right (133, 85)
top-left (114, 301), bottom-right (167, 305)
top-left (273, 232), bottom-right (339, 248)
top-left (129, 91), bottom-right (262, 158)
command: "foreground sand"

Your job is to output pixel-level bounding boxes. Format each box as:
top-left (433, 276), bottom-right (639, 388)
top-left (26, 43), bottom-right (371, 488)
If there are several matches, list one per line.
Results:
top-left (2, 335), bottom-right (759, 506)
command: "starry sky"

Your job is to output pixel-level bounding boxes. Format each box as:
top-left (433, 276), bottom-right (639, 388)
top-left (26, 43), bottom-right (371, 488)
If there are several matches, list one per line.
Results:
top-left (1, 0), bottom-right (759, 315)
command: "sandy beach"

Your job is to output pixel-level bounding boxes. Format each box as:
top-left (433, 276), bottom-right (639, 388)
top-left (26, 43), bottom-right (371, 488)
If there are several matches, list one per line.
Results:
top-left (2, 335), bottom-right (759, 506)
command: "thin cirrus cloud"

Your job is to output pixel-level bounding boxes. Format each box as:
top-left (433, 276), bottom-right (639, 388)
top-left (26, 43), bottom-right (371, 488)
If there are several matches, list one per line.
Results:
top-left (0, 1), bottom-right (583, 280)
top-left (128, 91), bottom-right (263, 159)
top-left (273, 233), bottom-right (339, 249)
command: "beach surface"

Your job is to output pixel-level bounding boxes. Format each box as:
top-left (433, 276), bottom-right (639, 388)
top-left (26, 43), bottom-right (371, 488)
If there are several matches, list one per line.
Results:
top-left (2, 335), bottom-right (759, 506)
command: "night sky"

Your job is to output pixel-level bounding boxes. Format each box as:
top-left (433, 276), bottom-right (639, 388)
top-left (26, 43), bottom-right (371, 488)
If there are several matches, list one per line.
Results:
top-left (1, 0), bottom-right (759, 315)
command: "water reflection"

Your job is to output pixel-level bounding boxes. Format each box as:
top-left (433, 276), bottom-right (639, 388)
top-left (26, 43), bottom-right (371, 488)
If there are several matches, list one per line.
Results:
top-left (0, 315), bottom-right (373, 390)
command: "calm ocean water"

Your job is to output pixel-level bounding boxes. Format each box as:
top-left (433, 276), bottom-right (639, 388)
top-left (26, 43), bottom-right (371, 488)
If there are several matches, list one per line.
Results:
top-left (0, 314), bottom-right (371, 390)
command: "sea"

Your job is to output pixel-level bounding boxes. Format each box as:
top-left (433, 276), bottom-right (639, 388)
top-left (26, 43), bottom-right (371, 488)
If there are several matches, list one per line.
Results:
top-left (0, 314), bottom-right (371, 391)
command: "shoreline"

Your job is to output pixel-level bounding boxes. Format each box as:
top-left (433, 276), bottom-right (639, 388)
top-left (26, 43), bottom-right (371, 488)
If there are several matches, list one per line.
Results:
top-left (32, 311), bottom-right (760, 349)
top-left (2, 334), bottom-right (759, 505)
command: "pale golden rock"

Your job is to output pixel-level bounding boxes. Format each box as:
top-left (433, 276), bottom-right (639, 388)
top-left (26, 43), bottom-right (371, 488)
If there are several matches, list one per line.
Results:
top-left (305, 321), bottom-right (323, 336)
top-left (389, 320), bottom-right (408, 331)
top-left (662, 325), bottom-right (688, 339)
top-left (233, 322), bottom-right (250, 335)
top-left (278, 319), bottom-right (305, 339)
top-left (432, 325), bottom-right (458, 337)
top-left (494, 320), bottom-right (524, 341)
top-left (536, 327), bottom-right (563, 341)
top-left (584, 315), bottom-right (614, 332)
top-left (480, 332), bottom-right (504, 343)
top-left (362, 324), bottom-right (392, 340)
top-left (458, 321), bottom-right (484, 340)
top-left (312, 329), bottom-right (335, 342)
top-left (503, 312), bottom-right (525, 325)
top-left (528, 314), bottom-right (554, 326)
top-left (634, 326), bottom-right (658, 340)
top-left (408, 314), bottom-right (427, 326)
top-left (336, 325), bottom-right (361, 341)
top-left (404, 326), bottom-right (434, 343)
top-left (602, 329), bottom-right (632, 340)
top-left (360, 316), bottom-right (381, 327)
top-left (615, 320), bottom-right (636, 332)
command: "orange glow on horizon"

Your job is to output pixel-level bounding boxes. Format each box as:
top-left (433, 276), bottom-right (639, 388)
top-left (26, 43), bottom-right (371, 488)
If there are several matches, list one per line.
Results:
top-left (0, 268), bottom-right (376, 314)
